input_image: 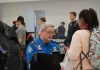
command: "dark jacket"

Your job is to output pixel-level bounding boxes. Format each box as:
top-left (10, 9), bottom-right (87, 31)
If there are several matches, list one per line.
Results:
top-left (64, 20), bottom-right (80, 46)
top-left (57, 25), bottom-right (66, 38)
top-left (12, 24), bottom-right (18, 31)
top-left (0, 21), bottom-right (21, 70)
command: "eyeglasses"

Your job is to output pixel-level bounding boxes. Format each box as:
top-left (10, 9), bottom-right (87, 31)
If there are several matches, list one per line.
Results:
top-left (44, 30), bottom-right (54, 34)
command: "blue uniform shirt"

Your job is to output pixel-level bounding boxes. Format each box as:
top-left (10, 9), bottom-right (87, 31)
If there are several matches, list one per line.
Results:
top-left (26, 37), bottom-right (60, 64)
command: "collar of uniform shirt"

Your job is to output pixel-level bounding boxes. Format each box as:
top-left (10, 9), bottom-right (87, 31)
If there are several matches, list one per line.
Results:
top-left (35, 37), bottom-right (52, 47)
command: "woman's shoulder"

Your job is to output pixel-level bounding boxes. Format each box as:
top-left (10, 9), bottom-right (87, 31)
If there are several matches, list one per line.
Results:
top-left (74, 30), bottom-right (90, 37)
top-left (75, 30), bottom-right (90, 34)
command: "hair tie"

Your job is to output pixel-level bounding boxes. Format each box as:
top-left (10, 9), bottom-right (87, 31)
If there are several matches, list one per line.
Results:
top-left (83, 24), bottom-right (88, 29)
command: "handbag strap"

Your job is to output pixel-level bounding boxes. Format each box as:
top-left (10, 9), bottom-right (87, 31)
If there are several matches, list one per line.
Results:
top-left (80, 53), bottom-right (83, 70)
top-left (75, 50), bottom-right (90, 70)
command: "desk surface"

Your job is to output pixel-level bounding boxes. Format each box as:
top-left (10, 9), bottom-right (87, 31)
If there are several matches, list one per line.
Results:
top-left (52, 39), bottom-right (65, 43)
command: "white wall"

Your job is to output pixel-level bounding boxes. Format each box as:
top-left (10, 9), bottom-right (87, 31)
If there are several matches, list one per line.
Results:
top-left (0, 3), bottom-right (3, 20)
top-left (0, 0), bottom-right (56, 3)
top-left (2, 0), bottom-right (100, 34)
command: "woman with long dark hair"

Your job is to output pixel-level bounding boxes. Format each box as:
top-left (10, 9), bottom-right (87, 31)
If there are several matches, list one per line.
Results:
top-left (61, 8), bottom-right (99, 70)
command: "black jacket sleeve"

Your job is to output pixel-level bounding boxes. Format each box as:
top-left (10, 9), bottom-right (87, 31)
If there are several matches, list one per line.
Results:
top-left (64, 21), bottom-right (80, 46)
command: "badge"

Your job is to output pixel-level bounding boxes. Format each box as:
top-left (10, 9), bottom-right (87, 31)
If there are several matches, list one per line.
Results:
top-left (37, 45), bottom-right (42, 51)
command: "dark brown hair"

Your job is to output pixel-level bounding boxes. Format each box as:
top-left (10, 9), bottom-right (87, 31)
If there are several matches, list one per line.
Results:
top-left (17, 16), bottom-right (25, 26)
top-left (79, 8), bottom-right (99, 31)
top-left (40, 17), bottom-right (46, 22)
top-left (70, 12), bottom-right (77, 17)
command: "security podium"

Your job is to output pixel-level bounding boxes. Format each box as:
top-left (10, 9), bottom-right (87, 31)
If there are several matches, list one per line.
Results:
top-left (30, 53), bottom-right (65, 70)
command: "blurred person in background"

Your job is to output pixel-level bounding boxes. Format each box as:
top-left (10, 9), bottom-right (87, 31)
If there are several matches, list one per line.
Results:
top-left (57, 22), bottom-right (66, 39)
top-left (64, 12), bottom-right (80, 50)
top-left (16, 16), bottom-right (26, 57)
top-left (12, 20), bottom-right (18, 31)
top-left (36, 17), bottom-right (46, 36)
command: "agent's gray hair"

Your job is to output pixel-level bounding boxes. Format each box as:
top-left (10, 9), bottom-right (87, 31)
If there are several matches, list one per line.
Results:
top-left (40, 23), bottom-right (55, 32)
